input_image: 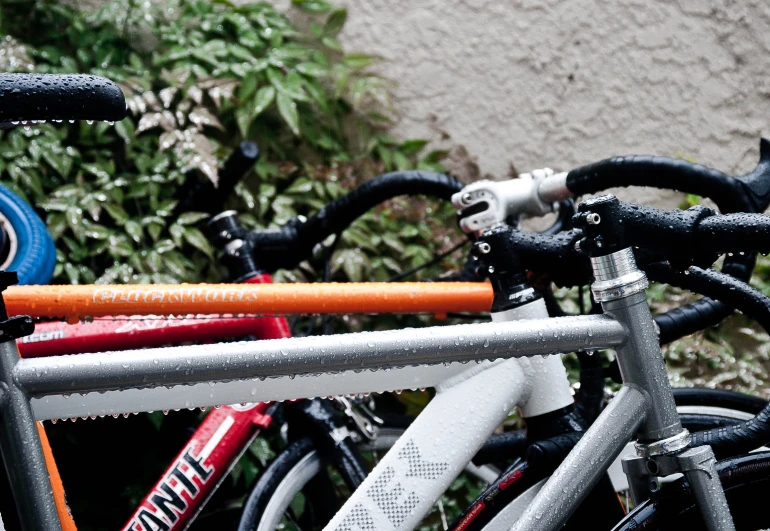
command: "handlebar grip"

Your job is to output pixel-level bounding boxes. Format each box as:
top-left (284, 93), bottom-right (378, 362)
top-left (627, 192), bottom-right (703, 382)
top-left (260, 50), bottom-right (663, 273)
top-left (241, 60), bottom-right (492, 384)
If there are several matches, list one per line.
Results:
top-left (565, 155), bottom-right (749, 214)
top-left (526, 432), bottom-right (583, 471)
top-left (646, 264), bottom-right (770, 336)
top-left (0, 74), bottom-right (126, 125)
top-left (298, 170), bottom-right (464, 244)
top-left (691, 401), bottom-right (770, 459)
top-left (654, 297), bottom-right (732, 345)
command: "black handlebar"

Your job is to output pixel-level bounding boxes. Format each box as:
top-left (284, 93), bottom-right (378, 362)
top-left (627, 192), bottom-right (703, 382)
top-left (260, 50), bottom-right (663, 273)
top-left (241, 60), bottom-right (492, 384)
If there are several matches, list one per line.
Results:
top-left (0, 74), bottom-right (127, 126)
top-left (174, 141), bottom-right (260, 217)
top-left (209, 170), bottom-right (465, 278)
top-left (566, 139), bottom-right (770, 215)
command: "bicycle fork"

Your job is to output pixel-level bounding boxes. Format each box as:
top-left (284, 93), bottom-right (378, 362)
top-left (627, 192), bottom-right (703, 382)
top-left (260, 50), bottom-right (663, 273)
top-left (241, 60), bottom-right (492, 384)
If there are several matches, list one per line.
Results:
top-left (511, 195), bottom-right (734, 531)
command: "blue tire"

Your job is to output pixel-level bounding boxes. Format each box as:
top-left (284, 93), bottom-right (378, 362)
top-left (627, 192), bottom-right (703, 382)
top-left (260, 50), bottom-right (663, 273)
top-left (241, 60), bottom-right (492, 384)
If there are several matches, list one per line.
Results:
top-left (0, 183), bottom-right (55, 285)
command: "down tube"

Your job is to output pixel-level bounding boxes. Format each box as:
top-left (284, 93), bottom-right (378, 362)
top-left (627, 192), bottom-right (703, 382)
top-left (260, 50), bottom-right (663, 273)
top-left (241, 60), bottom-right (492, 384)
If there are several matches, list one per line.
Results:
top-left (511, 384), bottom-right (649, 531)
top-left (324, 358), bottom-right (531, 531)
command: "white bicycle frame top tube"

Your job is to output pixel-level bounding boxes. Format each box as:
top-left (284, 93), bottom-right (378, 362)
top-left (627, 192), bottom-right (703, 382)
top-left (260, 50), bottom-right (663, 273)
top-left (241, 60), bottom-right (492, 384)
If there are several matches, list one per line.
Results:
top-left (324, 299), bottom-right (574, 531)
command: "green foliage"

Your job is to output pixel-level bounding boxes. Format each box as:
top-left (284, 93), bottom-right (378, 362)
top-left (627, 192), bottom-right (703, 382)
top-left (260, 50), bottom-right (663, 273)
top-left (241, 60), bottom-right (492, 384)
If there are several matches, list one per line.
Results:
top-left (0, 1), bottom-right (473, 527)
top-left (0, 0), bottom-right (459, 287)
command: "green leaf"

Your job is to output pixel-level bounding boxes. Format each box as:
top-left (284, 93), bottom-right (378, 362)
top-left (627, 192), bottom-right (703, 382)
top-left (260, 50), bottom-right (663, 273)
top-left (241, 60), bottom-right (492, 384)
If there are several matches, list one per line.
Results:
top-left (177, 212), bottom-right (210, 225)
top-left (103, 203), bottom-right (129, 225)
top-left (183, 227), bottom-right (214, 258)
top-left (343, 53), bottom-right (374, 69)
top-left (238, 74), bottom-right (258, 101)
top-left (125, 220), bottom-right (143, 243)
top-left (321, 36), bottom-right (342, 51)
top-left (276, 92), bottom-right (300, 136)
top-left (296, 62), bottom-right (327, 78)
top-left (399, 139), bottom-right (429, 156)
top-left (324, 8), bottom-right (347, 36)
top-left (114, 119), bottom-right (135, 143)
top-left (253, 85), bottom-right (276, 117)
top-left (146, 411), bottom-right (164, 431)
top-left (285, 178), bottom-right (313, 194)
top-left (236, 105), bottom-right (254, 138)
top-left (291, 0), bottom-right (334, 13)
top-left (155, 239), bottom-right (176, 253)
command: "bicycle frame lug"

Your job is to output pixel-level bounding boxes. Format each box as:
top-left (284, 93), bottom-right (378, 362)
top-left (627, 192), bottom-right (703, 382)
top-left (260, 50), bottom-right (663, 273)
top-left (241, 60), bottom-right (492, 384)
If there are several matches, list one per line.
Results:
top-left (635, 429), bottom-right (692, 458)
top-left (589, 248), bottom-right (648, 302)
top-left (645, 446), bottom-right (736, 531)
top-left (621, 455), bottom-right (657, 506)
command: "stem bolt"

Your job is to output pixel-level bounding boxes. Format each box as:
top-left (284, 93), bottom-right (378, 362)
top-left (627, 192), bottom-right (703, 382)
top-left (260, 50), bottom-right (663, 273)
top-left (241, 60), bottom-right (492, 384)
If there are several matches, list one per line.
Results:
top-left (586, 213), bottom-right (601, 225)
top-left (477, 242), bottom-right (491, 254)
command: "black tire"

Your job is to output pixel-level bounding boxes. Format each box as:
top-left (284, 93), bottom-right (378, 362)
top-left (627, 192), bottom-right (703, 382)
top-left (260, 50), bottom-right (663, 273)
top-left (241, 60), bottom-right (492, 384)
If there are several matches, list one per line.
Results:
top-left (613, 451), bottom-right (770, 530)
top-left (238, 438), bottom-right (338, 531)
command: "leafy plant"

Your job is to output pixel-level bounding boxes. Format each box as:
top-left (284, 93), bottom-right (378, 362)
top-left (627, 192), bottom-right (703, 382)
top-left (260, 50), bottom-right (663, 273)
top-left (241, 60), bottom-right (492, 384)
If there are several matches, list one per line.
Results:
top-left (0, 0), bottom-right (473, 527)
top-left (0, 0), bottom-right (460, 289)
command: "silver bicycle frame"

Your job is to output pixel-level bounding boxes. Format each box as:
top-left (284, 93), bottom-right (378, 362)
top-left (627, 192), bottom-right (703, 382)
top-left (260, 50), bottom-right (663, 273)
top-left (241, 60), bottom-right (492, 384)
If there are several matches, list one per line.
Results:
top-left (0, 249), bottom-right (735, 531)
top-left (4, 315), bottom-right (623, 530)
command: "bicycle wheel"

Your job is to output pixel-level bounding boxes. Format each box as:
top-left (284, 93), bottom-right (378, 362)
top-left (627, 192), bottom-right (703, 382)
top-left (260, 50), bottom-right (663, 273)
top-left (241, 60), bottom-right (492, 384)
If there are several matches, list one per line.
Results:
top-left (448, 390), bottom-right (768, 531)
top-left (614, 451), bottom-right (770, 530)
top-left (238, 426), bottom-right (407, 531)
top-left (0, 183), bottom-right (55, 284)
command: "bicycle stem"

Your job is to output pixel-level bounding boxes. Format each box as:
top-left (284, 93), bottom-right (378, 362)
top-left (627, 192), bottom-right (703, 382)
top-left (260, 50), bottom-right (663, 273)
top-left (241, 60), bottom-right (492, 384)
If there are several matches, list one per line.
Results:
top-left (511, 195), bottom-right (736, 531)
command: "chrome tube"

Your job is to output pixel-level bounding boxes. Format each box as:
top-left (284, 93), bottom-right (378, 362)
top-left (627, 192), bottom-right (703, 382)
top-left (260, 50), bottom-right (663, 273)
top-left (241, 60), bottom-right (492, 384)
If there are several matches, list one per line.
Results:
top-left (16, 315), bottom-right (625, 399)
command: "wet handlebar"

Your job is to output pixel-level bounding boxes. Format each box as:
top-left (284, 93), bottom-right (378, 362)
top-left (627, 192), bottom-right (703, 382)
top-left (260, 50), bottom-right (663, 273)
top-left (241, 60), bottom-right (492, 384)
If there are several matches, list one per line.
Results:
top-left (0, 74), bottom-right (126, 126)
top-left (209, 170), bottom-right (466, 278)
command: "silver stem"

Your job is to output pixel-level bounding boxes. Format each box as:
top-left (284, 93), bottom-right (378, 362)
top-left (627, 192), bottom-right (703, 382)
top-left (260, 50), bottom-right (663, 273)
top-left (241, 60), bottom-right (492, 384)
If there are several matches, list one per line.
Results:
top-left (537, 172), bottom-right (571, 203)
top-left (15, 315), bottom-right (626, 398)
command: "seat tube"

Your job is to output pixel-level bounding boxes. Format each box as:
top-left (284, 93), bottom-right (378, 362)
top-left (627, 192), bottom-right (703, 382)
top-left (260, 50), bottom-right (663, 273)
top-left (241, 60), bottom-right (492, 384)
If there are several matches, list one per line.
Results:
top-left (0, 337), bottom-right (61, 530)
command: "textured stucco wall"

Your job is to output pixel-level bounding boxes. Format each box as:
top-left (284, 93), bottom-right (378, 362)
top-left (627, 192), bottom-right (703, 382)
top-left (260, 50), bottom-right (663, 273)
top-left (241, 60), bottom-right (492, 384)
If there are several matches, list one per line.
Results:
top-left (329, 0), bottom-right (770, 207)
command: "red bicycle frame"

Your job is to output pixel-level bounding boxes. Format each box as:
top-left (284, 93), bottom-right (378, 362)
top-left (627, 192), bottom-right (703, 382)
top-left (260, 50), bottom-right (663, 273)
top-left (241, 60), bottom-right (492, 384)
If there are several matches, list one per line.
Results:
top-left (17, 273), bottom-right (288, 531)
top-left (118, 273), bottom-right (286, 531)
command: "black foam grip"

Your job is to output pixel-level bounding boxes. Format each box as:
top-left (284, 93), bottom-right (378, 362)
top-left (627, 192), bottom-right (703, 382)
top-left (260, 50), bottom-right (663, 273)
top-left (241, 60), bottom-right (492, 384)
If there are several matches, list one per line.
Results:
top-left (472, 430), bottom-right (528, 466)
top-left (565, 155), bottom-right (748, 214)
top-left (0, 74), bottom-right (126, 124)
top-left (654, 298), bottom-right (732, 345)
top-left (646, 264), bottom-right (770, 336)
top-left (691, 402), bottom-right (770, 459)
top-left (696, 213), bottom-right (770, 254)
top-left (526, 432), bottom-right (583, 470)
top-left (295, 170), bottom-right (464, 254)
